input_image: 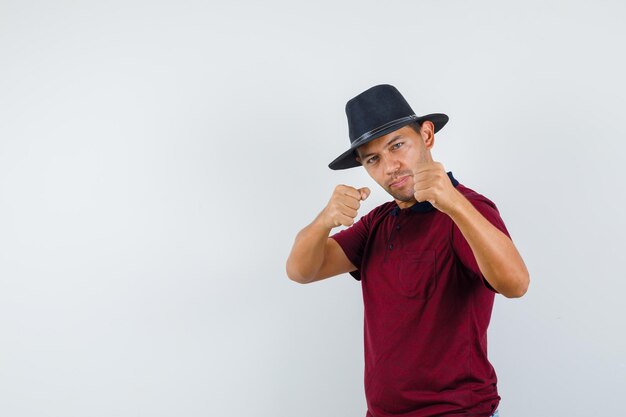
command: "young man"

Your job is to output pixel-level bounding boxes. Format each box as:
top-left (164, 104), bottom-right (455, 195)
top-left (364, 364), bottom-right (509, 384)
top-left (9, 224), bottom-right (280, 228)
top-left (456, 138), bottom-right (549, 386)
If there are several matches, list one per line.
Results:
top-left (286, 84), bottom-right (529, 417)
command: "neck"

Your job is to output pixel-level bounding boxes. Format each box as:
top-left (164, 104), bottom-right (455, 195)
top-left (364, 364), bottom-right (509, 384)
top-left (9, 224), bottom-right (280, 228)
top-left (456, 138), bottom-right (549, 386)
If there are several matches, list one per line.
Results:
top-left (395, 198), bottom-right (418, 210)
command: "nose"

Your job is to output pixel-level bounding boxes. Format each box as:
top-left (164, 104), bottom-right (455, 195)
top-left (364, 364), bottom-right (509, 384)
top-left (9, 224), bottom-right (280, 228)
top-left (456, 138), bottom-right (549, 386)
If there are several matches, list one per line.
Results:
top-left (383, 154), bottom-right (401, 176)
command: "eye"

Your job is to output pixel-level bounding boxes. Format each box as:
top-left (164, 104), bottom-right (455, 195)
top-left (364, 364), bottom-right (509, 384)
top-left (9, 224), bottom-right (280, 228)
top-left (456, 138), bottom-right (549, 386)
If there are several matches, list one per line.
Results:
top-left (391, 142), bottom-right (403, 150)
top-left (366, 155), bottom-right (378, 165)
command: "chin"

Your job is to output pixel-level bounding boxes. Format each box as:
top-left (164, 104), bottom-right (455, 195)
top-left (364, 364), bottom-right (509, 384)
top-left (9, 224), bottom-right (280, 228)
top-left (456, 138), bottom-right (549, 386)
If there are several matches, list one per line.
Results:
top-left (387, 188), bottom-right (414, 202)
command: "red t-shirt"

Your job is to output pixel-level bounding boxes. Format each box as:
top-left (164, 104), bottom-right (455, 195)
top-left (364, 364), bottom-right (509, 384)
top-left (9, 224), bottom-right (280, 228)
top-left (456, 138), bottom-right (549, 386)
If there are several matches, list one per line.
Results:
top-left (330, 172), bottom-right (510, 417)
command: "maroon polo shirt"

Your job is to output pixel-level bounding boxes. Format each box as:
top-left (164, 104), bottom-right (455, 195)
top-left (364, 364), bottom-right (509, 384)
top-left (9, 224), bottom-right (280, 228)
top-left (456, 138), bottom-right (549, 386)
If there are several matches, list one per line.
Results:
top-left (330, 172), bottom-right (510, 417)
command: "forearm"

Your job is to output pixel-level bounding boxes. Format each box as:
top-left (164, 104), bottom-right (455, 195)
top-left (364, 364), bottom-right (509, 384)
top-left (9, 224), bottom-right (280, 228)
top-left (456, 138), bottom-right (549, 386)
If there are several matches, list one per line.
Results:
top-left (446, 190), bottom-right (530, 298)
top-left (286, 212), bottom-right (333, 283)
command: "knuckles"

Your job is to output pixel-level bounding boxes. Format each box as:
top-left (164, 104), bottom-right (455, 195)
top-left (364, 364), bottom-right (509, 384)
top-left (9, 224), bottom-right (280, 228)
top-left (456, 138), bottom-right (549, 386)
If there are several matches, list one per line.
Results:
top-left (334, 184), bottom-right (355, 193)
top-left (327, 184), bottom-right (362, 228)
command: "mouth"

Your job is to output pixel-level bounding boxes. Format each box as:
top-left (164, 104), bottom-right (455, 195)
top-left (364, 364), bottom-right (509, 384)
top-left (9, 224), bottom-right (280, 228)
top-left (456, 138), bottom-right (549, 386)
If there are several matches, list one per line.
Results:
top-left (389, 176), bottom-right (409, 188)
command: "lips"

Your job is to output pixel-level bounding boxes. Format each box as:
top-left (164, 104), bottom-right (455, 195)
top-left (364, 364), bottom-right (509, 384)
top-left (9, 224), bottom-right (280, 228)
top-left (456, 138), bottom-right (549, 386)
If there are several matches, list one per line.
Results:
top-left (389, 176), bottom-right (409, 188)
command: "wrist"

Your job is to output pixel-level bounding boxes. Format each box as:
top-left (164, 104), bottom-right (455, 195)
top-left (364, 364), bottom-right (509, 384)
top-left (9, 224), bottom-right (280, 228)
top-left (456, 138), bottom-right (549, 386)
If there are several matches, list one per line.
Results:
top-left (312, 210), bottom-right (334, 232)
top-left (444, 189), bottom-right (468, 217)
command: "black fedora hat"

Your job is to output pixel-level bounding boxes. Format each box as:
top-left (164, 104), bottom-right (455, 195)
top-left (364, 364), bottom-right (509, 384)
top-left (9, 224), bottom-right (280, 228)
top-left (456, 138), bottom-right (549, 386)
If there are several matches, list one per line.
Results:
top-left (328, 84), bottom-right (448, 170)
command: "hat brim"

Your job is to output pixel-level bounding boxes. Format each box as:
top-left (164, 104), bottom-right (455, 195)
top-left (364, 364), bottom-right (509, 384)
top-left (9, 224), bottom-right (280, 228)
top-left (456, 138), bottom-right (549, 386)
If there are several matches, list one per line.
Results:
top-left (328, 113), bottom-right (449, 170)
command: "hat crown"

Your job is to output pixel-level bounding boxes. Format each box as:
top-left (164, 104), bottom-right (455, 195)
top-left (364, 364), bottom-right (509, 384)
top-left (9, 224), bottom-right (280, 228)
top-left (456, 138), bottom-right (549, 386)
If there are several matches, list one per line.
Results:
top-left (328, 83), bottom-right (448, 170)
top-left (346, 84), bottom-right (415, 143)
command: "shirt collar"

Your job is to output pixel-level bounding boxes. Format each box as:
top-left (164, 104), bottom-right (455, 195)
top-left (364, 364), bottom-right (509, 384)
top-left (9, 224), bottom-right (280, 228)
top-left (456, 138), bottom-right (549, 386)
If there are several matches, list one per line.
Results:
top-left (389, 171), bottom-right (460, 216)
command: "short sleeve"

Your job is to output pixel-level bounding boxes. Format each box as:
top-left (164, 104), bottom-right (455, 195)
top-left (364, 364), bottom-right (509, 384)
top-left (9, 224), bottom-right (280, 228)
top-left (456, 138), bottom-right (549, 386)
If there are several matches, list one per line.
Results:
top-left (451, 193), bottom-right (511, 293)
top-left (329, 213), bottom-right (371, 281)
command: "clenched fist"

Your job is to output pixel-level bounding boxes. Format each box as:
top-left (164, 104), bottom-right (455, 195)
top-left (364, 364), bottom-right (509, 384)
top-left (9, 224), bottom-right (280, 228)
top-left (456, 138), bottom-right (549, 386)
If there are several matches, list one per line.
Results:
top-left (319, 185), bottom-right (370, 229)
top-left (412, 161), bottom-right (460, 213)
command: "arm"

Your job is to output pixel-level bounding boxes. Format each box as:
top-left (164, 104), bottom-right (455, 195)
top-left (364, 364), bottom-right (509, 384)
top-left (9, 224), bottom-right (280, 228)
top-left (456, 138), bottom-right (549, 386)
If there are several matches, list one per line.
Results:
top-left (286, 213), bottom-right (356, 284)
top-left (286, 184), bottom-right (369, 284)
top-left (446, 189), bottom-right (530, 298)
top-left (412, 159), bottom-right (530, 298)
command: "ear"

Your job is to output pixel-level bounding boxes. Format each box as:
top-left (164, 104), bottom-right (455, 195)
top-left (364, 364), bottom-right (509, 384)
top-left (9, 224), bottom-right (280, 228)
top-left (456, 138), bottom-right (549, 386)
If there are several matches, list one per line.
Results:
top-left (420, 120), bottom-right (435, 150)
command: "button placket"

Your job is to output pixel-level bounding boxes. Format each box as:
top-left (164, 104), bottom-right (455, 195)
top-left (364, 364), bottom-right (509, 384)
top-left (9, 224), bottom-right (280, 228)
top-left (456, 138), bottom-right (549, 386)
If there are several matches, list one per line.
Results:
top-left (384, 216), bottom-right (401, 262)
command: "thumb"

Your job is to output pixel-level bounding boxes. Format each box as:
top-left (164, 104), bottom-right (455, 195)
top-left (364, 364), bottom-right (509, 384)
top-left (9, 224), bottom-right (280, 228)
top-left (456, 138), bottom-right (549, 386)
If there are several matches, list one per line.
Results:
top-left (358, 187), bottom-right (371, 201)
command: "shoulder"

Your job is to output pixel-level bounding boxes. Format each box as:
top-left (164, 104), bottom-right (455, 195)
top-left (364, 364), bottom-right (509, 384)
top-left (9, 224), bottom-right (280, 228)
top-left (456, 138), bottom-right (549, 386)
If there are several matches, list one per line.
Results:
top-left (453, 181), bottom-right (510, 236)
top-left (455, 182), bottom-right (499, 210)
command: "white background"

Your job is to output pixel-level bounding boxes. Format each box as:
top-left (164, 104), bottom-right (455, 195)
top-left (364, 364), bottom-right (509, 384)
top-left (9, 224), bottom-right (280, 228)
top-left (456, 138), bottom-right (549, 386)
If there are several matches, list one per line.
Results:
top-left (1, 1), bottom-right (624, 416)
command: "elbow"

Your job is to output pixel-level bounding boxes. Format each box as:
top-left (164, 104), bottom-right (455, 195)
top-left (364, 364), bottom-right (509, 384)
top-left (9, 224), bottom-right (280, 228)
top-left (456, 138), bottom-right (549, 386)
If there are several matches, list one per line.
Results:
top-left (503, 272), bottom-right (530, 298)
top-left (285, 262), bottom-right (312, 284)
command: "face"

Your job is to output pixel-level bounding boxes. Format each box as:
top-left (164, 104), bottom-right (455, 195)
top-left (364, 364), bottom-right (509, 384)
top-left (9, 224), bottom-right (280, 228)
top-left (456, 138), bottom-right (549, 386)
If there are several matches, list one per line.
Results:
top-left (355, 122), bottom-right (435, 208)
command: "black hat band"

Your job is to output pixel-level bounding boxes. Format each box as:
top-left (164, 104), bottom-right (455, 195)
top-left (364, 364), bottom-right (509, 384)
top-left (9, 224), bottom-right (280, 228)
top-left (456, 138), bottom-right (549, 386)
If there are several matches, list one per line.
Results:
top-left (351, 114), bottom-right (418, 148)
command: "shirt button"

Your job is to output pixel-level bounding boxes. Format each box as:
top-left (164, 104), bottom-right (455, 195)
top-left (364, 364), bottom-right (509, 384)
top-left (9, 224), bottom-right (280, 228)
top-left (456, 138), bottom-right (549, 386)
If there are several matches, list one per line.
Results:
top-left (389, 244), bottom-right (393, 250)
top-left (396, 225), bottom-right (400, 230)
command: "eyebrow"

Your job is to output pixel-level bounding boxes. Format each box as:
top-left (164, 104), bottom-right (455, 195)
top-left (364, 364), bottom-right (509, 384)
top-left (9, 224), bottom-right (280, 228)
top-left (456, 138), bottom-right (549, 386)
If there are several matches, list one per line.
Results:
top-left (359, 135), bottom-right (404, 159)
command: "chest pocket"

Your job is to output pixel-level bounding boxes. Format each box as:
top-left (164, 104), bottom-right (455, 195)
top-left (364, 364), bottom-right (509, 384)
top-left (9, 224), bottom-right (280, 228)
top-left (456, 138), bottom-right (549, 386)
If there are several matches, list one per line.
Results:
top-left (397, 250), bottom-right (437, 299)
